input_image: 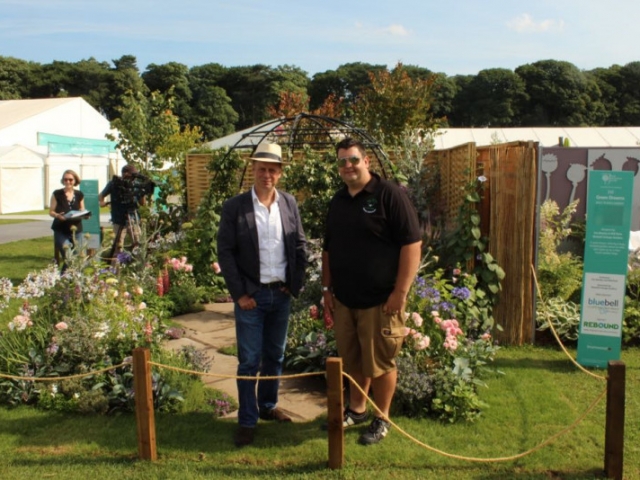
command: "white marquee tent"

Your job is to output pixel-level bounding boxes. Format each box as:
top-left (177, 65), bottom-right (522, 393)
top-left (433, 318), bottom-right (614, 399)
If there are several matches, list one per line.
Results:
top-left (205, 123), bottom-right (640, 151)
top-left (0, 97), bottom-right (123, 213)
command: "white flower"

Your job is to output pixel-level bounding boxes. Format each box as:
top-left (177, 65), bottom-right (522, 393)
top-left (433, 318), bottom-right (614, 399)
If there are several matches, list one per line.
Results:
top-left (478, 175), bottom-right (487, 183)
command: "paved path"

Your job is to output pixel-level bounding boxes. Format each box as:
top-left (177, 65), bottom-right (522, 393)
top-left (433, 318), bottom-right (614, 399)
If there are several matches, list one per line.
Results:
top-left (165, 302), bottom-right (327, 422)
top-left (0, 214), bottom-right (112, 244)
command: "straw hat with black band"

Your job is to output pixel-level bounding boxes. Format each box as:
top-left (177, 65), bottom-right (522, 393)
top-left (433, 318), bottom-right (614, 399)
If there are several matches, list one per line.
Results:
top-left (250, 143), bottom-right (285, 164)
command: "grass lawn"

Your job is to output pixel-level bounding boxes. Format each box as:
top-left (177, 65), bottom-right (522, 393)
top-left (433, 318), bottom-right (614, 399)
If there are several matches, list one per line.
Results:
top-left (0, 345), bottom-right (638, 479)
top-left (0, 237), bottom-right (53, 284)
top-left (0, 219), bottom-right (35, 225)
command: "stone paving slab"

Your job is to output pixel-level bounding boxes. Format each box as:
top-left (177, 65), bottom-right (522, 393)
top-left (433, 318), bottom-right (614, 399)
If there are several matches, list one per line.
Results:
top-left (167, 303), bottom-right (327, 422)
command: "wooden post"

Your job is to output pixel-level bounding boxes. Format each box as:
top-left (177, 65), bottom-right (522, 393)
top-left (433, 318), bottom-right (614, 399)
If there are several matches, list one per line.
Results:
top-left (326, 357), bottom-right (344, 469)
top-left (133, 347), bottom-right (157, 461)
top-left (604, 360), bottom-right (625, 480)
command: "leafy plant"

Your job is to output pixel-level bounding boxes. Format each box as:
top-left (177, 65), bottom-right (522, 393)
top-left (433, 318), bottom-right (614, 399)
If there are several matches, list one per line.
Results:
top-left (536, 297), bottom-right (581, 342)
top-left (536, 199), bottom-right (583, 301)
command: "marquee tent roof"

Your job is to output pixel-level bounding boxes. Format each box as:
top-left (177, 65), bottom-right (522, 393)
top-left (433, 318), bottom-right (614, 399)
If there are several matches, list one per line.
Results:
top-left (205, 124), bottom-right (640, 151)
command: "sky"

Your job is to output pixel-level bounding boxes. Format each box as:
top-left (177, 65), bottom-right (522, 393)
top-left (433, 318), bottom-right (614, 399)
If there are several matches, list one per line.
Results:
top-left (1, 0), bottom-right (639, 77)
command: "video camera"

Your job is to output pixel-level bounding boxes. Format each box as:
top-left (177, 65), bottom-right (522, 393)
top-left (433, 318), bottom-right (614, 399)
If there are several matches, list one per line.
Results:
top-left (113, 172), bottom-right (156, 209)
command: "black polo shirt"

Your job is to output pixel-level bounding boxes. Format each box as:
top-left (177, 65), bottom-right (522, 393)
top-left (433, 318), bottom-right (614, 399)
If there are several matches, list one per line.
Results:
top-left (323, 173), bottom-right (421, 309)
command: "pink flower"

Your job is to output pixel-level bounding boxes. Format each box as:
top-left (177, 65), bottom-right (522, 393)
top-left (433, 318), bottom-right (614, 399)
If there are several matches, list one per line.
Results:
top-left (184, 264), bottom-right (193, 272)
top-left (138, 302), bottom-right (147, 310)
top-left (55, 321), bottom-right (68, 330)
top-left (211, 262), bottom-right (222, 274)
top-left (309, 305), bottom-right (318, 319)
top-left (481, 333), bottom-right (492, 341)
top-left (453, 268), bottom-right (461, 276)
top-left (403, 327), bottom-right (411, 336)
top-left (134, 286), bottom-right (143, 295)
top-left (411, 312), bottom-right (423, 327)
top-left (412, 331), bottom-right (423, 341)
top-left (415, 336), bottom-right (430, 350)
top-left (431, 310), bottom-right (440, 318)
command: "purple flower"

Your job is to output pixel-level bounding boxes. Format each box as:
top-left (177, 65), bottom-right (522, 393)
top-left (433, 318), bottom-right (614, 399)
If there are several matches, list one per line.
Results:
top-left (116, 251), bottom-right (133, 265)
top-left (452, 287), bottom-right (471, 300)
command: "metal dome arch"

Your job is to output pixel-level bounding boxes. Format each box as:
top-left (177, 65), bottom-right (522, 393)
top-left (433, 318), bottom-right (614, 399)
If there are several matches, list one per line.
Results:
top-left (215, 112), bottom-right (390, 187)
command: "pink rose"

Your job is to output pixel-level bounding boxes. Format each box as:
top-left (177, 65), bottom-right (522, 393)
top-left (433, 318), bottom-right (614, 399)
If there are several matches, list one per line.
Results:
top-left (411, 312), bottom-right (424, 327)
top-left (55, 321), bottom-right (68, 330)
top-left (211, 262), bottom-right (222, 274)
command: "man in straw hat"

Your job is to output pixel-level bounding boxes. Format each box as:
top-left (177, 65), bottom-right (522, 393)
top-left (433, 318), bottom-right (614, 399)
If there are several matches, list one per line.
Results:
top-left (217, 142), bottom-right (307, 447)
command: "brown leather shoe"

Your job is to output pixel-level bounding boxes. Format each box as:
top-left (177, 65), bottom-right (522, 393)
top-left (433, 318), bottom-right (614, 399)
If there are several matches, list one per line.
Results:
top-left (234, 426), bottom-right (255, 447)
top-left (259, 407), bottom-right (292, 422)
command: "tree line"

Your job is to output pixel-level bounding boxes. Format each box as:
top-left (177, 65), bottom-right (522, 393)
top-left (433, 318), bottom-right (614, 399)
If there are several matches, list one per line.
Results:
top-left (1, 54), bottom-right (639, 142)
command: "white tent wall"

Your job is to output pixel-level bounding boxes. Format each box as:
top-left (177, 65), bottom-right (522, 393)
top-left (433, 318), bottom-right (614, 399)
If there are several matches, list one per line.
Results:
top-left (80, 155), bottom-right (109, 193)
top-left (0, 146), bottom-right (45, 213)
top-left (0, 98), bottom-right (116, 147)
top-left (45, 155), bottom-right (82, 207)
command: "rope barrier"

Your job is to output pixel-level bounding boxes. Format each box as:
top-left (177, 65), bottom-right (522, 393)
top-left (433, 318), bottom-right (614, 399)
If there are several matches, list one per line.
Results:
top-left (343, 371), bottom-right (608, 463)
top-left (0, 362), bottom-right (129, 382)
top-left (147, 361), bottom-right (325, 380)
top-left (147, 359), bottom-right (608, 464)
top-left (531, 264), bottom-right (607, 381)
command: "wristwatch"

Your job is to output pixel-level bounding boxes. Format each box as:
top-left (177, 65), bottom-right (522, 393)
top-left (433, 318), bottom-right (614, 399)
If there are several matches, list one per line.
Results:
top-left (322, 286), bottom-right (330, 292)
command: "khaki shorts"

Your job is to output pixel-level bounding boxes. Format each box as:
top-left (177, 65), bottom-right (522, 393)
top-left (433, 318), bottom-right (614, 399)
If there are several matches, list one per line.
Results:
top-left (332, 297), bottom-right (406, 378)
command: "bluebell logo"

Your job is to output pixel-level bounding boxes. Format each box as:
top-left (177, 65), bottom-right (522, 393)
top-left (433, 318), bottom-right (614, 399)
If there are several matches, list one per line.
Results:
top-left (587, 298), bottom-right (619, 307)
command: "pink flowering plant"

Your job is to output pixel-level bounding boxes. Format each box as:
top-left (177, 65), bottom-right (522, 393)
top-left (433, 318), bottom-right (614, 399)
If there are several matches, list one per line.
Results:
top-left (397, 266), bottom-right (501, 422)
top-left (0, 251), bottom-right (209, 414)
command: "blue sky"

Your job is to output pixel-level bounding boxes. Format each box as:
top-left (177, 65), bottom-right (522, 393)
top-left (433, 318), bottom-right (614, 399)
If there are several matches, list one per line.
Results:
top-left (1, 0), bottom-right (638, 76)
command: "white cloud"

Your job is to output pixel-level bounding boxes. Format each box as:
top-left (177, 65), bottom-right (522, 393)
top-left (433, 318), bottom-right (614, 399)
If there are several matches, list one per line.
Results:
top-left (381, 24), bottom-right (410, 36)
top-left (507, 13), bottom-right (565, 33)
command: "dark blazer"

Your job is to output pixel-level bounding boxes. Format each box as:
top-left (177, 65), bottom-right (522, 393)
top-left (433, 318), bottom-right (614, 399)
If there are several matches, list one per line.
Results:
top-left (217, 189), bottom-right (307, 302)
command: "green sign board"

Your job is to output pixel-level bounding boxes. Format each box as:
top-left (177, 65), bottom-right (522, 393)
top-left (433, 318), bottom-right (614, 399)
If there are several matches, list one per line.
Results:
top-left (577, 170), bottom-right (634, 368)
top-left (80, 180), bottom-right (101, 250)
top-left (38, 132), bottom-right (117, 156)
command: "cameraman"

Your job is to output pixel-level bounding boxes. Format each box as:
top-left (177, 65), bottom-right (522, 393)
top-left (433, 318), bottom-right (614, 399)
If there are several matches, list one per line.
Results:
top-left (99, 164), bottom-right (146, 259)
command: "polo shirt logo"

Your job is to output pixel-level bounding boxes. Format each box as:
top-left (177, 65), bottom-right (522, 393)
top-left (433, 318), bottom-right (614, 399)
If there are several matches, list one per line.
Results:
top-left (363, 198), bottom-right (377, 214)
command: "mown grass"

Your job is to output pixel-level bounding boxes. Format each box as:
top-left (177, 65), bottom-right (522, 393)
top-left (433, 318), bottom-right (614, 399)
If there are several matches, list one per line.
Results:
top-left (0, 345), bottom-right (638, 479)
top-left (0, 237), bottom-right (53, 284)
top-left (0, 219), bottom-right (35, 225)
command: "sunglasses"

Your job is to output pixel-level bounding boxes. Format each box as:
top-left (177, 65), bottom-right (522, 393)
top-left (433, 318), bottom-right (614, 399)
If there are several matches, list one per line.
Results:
top-left (63, 178), bottom-right (75, 182)
top-left (336, 156), bottom-right (362, 168)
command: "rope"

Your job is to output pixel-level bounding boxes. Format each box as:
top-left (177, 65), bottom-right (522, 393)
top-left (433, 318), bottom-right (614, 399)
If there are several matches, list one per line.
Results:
top-left (0, 362), bottom-right (129, 382)
top-left (148, 361), bottom-right (325, 381)
top-left (343, 371), bottom-right (608, 463)
top-left (531, 264), bottom-right (607, 381)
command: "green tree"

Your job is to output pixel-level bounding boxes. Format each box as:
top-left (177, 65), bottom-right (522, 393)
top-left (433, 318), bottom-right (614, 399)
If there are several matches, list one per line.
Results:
top-left (353, 62), bottom-right (439, 144)
top-left (448, 74), bottom-right (475, 126)
top-left (463, 68), bottom-right (528, 126)
top-left (0, 56), bottom-right (40, 99)
top-left (104, 55), bottom-right (148, 121)
top-left (107, 89), bottom-right (201, 211)
top-left (308, 62), bottom-right (386, 118)
top-left (515, 59), bottom-right (604, 126)
top-left (142, 62), bottom-right (192, 126)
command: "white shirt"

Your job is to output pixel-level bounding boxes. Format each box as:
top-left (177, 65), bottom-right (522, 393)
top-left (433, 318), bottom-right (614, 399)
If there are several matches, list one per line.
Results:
top-left (252, 187), bottom-right (287, 284)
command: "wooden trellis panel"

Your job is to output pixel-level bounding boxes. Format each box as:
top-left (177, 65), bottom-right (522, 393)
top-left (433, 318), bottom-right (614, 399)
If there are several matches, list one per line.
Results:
top-left (426, 142), bottom-right (477, 233)
top-left (185, 154), bottom-right (213, 213)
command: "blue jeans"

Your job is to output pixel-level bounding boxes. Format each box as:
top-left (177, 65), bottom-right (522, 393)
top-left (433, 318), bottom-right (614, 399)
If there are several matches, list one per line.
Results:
top-left (235, 288), bottom-right (291, 428)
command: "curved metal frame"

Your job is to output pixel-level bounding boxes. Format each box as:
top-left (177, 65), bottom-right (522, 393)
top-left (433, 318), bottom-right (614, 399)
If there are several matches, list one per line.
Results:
top-left (216, 113), bottom-right (390, 187)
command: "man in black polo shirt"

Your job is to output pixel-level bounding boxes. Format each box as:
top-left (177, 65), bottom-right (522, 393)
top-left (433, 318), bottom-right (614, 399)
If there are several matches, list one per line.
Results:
top-left (322, 137), bottom-right (421, 445)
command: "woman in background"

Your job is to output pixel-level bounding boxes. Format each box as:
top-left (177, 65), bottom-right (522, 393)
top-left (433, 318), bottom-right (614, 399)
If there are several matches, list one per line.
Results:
top-left (49, 169), bottom-right (85, 268)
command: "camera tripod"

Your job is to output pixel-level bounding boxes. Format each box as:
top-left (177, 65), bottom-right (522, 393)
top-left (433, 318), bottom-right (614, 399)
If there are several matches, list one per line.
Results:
top-left (106, 209), bottom-right (141, 264)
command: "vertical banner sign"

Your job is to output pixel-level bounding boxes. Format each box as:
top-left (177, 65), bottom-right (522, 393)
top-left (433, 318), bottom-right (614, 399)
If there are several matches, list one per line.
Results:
top-left (80, 180), bottom-right (101, 250)
top-left (577, 170), bottom-right (634, 368)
